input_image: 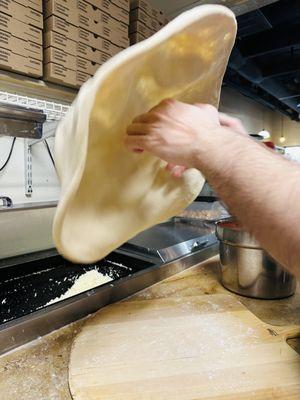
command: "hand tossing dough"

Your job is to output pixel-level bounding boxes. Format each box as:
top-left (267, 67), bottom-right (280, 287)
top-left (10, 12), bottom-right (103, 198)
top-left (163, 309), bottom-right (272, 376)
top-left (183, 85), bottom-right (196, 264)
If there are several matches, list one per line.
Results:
top-left (53, 4), bottom-right (237, 263)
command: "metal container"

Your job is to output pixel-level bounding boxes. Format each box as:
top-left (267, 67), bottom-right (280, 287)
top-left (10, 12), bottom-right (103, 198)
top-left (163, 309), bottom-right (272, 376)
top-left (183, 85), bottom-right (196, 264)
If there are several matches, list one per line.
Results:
top-left (216, 221), bottom-right (297, 299)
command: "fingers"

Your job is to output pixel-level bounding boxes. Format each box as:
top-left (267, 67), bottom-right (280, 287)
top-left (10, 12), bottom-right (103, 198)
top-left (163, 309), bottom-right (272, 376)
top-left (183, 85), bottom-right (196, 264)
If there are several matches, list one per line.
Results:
top-left (125, 134), bottom-right (149, 152)
top-left (166, 164), bottom-right (187, 178)
top-left (219, 112), bottom-right (247, 135)
top-left (194, 103), bottom-right (216, 111)
top-left (127, 122), bottom-right (149, 136)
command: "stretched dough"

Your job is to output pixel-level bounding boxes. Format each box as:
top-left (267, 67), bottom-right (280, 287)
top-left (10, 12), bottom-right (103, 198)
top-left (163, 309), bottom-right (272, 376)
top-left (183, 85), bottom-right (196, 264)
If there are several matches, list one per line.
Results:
top-left (53, 4), bottom-right (236, 263)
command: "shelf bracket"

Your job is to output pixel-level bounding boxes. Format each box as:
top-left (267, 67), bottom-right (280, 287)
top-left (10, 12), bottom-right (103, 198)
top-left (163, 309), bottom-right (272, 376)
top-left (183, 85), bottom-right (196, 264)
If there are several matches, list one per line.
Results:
top-left (24, 139), bottom-right (33, 197)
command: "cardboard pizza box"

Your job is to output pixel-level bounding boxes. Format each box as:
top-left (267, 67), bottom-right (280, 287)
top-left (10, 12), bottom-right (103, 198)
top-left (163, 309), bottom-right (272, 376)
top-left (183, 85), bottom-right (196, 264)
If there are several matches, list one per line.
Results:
top-left (0, 13), bottom-right (42, 44)
top-left (0, 0), bottom-right (43, 29)
top-left (0, 30), bottom-right (42, 60)
top-left (0, 47), bottom-right (42, 77)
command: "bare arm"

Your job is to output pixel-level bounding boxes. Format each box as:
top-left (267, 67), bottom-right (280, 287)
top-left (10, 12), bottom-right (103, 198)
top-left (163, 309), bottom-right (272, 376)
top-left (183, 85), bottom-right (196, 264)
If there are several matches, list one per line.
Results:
top-left (125, 99), bottom-right (300, 278)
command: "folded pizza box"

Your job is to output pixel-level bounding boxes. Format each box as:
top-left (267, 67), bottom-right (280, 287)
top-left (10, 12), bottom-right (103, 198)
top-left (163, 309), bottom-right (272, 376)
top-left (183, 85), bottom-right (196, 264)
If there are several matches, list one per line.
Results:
top-left (85, 0), bottom-right (129, 12)
top-left (76, 69), bottom-right (91, 87)
top-left (0, 13), bottom-right (42, 45)
top-left (44, 46), bottom-right (76, 70)
top-left (130, 7), bottom-right (163, 32)
top-left (0, 0), bottom-right (43, 29)
top-left (9, 0), bottom-right (42, 13)
top-left (129, 31), bottom-right (145, 45)
top-left (44, 30), bottom-right (77, 56)
top-left (0, 47), bottom-right (42, 77)
top-left (129, 19), bottom-right (154, 38)
top-left (94, 0), bottom-right (129, 25)
top-left (113, 0), bottom-right (129, 12)
top-left (44, 15), bottom-right (78, 40)
top-left (27, 0), bottom-right (42, 13)
top-left (77, 28), bottom-right (124, 55)
top-left (77, 0), bottom-right (129, 25)
top-left (130, 0), bottom-right (165, 25)
top-left (45, 0), bottom-right (129, 30)
top-left (0, 30), bottom-right (42, 60)
top-left (44, 62), bottom-right (77, 87)
top-left (77, 41), bottom-right (115, 63)
top-left (78, 13), bottom-right (129, 47)
top-left (76, 56), bottom-right (100, 75)
top-left (44, 0), bottom-right (80, 26)
top-left (90, 9), bottom-right (128, 35)
top-left (45, 15), bottom-right (129, 49)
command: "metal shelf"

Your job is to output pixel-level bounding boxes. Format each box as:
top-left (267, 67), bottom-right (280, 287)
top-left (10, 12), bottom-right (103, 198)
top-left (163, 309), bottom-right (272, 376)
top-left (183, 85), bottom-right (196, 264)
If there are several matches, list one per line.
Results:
top-left (0, 69), bottom-right (77, 104)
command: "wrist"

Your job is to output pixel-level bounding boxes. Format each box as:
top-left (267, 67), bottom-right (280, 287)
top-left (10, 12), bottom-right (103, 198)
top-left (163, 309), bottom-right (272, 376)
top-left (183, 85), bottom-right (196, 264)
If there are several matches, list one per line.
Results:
top-left (192, 126), bottom-right (251, 172)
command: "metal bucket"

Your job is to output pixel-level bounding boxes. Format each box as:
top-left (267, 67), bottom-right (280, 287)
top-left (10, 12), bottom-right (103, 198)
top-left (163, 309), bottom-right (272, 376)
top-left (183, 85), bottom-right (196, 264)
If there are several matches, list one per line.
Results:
top-left (216, 221), bottom-right (296, 299)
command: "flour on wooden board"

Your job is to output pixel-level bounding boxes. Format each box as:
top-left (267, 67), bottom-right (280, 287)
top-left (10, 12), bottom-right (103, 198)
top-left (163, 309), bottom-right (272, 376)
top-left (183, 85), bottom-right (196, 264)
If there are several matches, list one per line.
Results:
top-left (46, 270), bottom-right (112, 305)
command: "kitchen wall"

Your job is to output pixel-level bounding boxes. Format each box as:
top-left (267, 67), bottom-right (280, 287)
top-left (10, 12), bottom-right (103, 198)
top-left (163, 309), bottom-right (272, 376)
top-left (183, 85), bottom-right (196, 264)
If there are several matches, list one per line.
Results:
top-left (270, 115), bottom-right (300, 147)
top-left (1, 86), bottom-right (299, 206)
top-left (0, 121), bottom-right (59, 205)
top-left (219, 86), bottom-right (274, 135)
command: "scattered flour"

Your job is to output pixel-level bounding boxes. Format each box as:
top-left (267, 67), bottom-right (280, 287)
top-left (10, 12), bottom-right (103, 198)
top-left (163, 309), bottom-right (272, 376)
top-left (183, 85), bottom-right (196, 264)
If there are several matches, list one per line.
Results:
top-left (46, 270), bottom-right (112, 306)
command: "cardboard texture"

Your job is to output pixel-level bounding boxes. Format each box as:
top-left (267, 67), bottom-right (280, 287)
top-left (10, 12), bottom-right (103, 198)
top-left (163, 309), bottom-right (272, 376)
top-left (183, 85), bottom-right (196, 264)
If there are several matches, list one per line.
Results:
top-left (78, 29), bottom-right (122, 54)
top-left (44, 46), bottom-right (76, 70)
top-left (97, 0), bottom-right (129, 24)
top-left (85, 0), bottom-right (129, 12)
top-left (130, 7), bottom-right (163, 31)
top-left (45, 16), bottom-right (127, 51)
top-left (44, 0), bottom-right (79, 25)
top-left (77, 41), bottom-right (100, 62)
top-left (0, 0), bottom-right (43, 29)
top-left (78, 13), bottom-right (129, 46)
top-left (130, 0), bottom-right (165, 24)
top-left (27, 0), bottom-right (42, 13)
top-left (129, 31), bottom-right (145, 44)
top-left (0, 13), bottom-right (42, 44)
top-left (0, 47), bottom-right (42, 77)
top-left (112, 0), bottom-right (129, 12)
top-left (44, 16), bottom-right (78, 40)
top-left (44, 30), bottom-right (77, 56)
top-left (0, 30), bottom-right (42, 59)
top-left (99, 11), bottom-right (128, 34)
top-left (44, 62), bottom-right (77, 87)
top-left (76, 69), bottom-right (91, 87)
top-left (98, 37), bottom-right (122, 55)
top-left (129, 19), bottom-right (154, 37)
top-left (77, 27), bottom-right (99, 49)
top-left (76, 57), bottom-right (99, 74)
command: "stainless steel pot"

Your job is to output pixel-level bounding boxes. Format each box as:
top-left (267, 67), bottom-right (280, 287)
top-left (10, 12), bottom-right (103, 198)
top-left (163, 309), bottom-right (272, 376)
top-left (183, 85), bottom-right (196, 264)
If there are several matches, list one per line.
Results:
top-left (216, 221), bottom-right (297, 299)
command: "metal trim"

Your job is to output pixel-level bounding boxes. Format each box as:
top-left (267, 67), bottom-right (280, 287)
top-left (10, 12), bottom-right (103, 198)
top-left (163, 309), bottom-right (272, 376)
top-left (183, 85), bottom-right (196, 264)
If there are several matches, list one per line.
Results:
top-left (0, 244), bottom-right (218, 355)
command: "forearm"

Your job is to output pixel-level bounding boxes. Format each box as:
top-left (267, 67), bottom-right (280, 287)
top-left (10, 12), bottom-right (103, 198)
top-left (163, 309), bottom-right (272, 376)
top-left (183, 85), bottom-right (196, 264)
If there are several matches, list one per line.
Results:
top-left (196, 127), bottom-right (300, 278)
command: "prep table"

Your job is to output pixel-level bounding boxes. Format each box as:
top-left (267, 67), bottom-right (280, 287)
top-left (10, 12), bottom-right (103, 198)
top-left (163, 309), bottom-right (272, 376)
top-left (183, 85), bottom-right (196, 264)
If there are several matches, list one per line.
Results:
top-left (1, 256), bottom-right (299, 400)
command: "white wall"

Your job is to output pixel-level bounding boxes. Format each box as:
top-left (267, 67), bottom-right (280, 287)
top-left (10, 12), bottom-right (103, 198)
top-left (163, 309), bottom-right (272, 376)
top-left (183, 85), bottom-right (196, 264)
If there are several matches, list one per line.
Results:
top-left (219, 86), bottom-right (273, 134)
top-left (0, 121), bottom-right (60, 205)
top-left (0, 86), bottom-right (298, 207)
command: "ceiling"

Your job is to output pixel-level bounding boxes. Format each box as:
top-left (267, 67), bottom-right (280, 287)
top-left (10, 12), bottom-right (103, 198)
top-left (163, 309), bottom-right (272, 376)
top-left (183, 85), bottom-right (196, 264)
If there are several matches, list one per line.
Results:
top-left (151, 0), bottom-right (299, 121)
top-left (150, 0), bottom-right (279, 18)
top-left (225, 0), bottom-right (300, 120)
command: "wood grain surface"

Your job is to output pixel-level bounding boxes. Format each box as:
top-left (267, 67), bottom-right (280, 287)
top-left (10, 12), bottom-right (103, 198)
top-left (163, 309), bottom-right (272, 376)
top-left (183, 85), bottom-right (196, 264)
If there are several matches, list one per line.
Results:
top-left (69, 292), bottom-right (300, 399)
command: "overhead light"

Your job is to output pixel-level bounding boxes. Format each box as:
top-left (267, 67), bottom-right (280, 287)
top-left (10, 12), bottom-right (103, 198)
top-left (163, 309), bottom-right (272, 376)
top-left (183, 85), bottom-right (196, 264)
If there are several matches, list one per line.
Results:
top-left (279, 115), bottom-right (286, 144)
top-left (279, 135), bottom-right (286, 143)
top-left (258, 129), bottom-right (271, 139)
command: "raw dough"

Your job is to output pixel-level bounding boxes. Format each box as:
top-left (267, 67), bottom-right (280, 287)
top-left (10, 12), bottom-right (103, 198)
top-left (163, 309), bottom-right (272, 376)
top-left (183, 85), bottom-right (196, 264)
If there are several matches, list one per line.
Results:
top-left (53, 4), bottom-right (236, 263)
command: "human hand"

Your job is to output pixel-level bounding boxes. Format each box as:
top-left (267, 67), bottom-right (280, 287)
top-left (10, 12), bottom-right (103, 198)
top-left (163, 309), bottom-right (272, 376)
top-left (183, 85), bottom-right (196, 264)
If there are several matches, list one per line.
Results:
top-left (125, 99), bottom-right (220, 172)
top-left (219, 112), bottom-right (248, 135)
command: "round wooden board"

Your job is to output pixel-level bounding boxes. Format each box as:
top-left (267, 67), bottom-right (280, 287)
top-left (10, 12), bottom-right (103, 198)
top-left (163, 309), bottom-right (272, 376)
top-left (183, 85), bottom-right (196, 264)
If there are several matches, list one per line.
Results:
top-left (69, 293), bottom-right (300, 400)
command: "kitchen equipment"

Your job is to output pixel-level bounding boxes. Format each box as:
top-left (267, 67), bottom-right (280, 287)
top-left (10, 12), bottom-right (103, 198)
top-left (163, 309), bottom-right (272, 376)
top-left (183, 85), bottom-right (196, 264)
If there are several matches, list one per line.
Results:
top-left (69, 291), bottom-right (300, 400)
top-left (0, 103), bottom-right (46, 138)
top-left (0, 219), bottom-right (218, 355)
top-left (216, 221), bottom-right (296, 299)
top-left (121, 219), bottom-right (216, 262)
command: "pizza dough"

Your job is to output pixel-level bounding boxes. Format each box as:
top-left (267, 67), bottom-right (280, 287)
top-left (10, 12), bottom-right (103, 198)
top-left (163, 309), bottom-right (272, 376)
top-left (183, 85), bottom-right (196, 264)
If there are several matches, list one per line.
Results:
top-left (53, 4), bottom-right (237, 263)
